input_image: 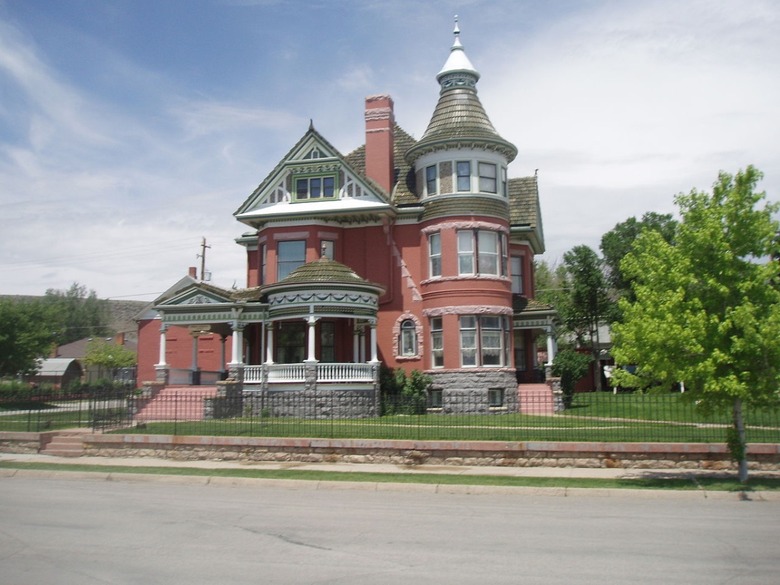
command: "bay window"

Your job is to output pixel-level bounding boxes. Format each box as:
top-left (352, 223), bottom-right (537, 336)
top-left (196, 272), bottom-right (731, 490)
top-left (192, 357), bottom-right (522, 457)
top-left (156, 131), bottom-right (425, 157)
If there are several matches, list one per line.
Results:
top-left (429, 232), bottom-right (442, 277)
top-left (457, 229), bottom-right (506, 276)
top-left (459, 315), bottom-right (509, 367)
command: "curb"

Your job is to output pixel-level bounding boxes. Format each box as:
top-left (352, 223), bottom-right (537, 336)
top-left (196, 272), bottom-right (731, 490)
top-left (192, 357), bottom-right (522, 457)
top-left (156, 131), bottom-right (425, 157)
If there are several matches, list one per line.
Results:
top-left (3, 466), bottom-right (777, 500)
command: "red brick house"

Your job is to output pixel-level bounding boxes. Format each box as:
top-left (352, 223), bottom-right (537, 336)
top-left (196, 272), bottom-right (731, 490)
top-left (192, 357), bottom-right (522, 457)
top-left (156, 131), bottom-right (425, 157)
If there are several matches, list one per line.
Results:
top-left (136, 22), bottom-right (556, 416)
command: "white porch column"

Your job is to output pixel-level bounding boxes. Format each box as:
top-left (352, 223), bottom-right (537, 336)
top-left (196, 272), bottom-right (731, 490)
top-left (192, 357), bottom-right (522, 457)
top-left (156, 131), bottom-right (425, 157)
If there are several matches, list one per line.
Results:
top-left (229, 322), bottom-right (244, 365)
top-left (156, 324), bottom-right (168, 366)
top-left (353, 320), bottom-right (360, 362)
top-left (545, 325), bottom-right (557, 365)
top-left (306, 315), bottom-right (319, 363)
top-left (369, 321), bottom-right (379, 363)
top-left (219, 335), bottom-right (227, 374)
top-left (265, 323), bottom-right (274, 364)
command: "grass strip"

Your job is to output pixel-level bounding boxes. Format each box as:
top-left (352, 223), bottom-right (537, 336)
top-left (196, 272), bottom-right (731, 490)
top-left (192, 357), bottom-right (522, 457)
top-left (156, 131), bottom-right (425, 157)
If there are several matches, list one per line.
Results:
top-left (2, 460), bottom-right (778, 492)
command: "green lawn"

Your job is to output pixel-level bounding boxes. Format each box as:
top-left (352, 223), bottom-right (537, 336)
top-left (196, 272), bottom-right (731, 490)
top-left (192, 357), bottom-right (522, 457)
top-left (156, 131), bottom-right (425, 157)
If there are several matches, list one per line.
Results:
top-left (3, 393), bottom-right (778, 443)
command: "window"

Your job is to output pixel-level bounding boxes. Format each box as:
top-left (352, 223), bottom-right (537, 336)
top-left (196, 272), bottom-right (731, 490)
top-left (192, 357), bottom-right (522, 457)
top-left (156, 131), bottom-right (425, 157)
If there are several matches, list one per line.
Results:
top-left (320, 240), bottom-right (334, 259)
top-left (259, 244), bottom-right (267, 285)
top-left (430, 317), bottom-right (444, 368)
top-left (277, 240), bottom-right (306, 281)
top-left (501, 167), bottom-right (508, 198)
top-left (488, 388), bottom-right (505, 408)
top-left (478, 231), bottom-right (499, 275)
top-left (456, 161), bottom-right (471, 191)
top-left (478, 162), bottom-right (497, 193)
top-left (429, 233), bottom-right (441, 277)
top-left (428, 388), bottom-right (443, 408)
top-left (458, 229), bottom-right (506, 276)
top-left (426, 165), bottom-right (437, 195)
top-left (295, 176), bottom-right (336, 201)
top-left (511, 256), bottom-right (524, 294)
top-left (400, 319), bottom-right (417, 357)
top-left (320, 321), bottom-right (335, 362)
top-left (457, 231), bottom-right (475, 274)
top-left (459, 315), bottom-right (508, 367)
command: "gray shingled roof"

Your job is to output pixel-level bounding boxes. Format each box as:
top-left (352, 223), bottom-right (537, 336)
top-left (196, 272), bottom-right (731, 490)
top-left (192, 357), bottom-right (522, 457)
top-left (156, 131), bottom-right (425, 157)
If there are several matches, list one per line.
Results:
top-left (405, 88), bottom-right (517, 163)
top-left (508, 176), bottom-right (539, 228)
top-left (281, 256), bottom-right (369, 285)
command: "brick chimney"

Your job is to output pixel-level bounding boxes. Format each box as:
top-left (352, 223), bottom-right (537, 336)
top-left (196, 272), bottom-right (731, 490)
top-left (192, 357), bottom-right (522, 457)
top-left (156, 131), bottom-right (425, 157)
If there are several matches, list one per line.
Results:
top-left (364, 95), bottom-right (395, 193)
top-left (188, 266), bottom-right (197, 278)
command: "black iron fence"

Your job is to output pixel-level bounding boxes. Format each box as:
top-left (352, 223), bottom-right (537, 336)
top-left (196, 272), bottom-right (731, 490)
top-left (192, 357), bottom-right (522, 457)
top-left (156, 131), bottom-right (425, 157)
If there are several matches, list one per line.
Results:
top-left (3, 385), bottom-right (778, 444)
top-left (0, 383), bottom-right (134, 433)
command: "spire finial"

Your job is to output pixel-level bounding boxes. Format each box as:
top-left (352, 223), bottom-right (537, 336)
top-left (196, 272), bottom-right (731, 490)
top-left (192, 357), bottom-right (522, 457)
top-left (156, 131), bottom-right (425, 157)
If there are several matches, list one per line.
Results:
top-left (453, 15), bottom-right (461, 47)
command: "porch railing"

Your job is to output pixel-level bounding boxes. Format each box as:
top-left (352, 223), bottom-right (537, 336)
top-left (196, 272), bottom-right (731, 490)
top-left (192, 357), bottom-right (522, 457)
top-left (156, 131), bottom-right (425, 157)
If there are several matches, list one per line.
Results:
top-left (242, 363), bottom-right (374, 384)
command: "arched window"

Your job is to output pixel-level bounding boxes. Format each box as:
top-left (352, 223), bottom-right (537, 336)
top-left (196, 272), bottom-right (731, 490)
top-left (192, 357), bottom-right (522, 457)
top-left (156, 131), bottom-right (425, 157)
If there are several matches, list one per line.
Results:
top-left (400, 319), bottom-right (417, 356)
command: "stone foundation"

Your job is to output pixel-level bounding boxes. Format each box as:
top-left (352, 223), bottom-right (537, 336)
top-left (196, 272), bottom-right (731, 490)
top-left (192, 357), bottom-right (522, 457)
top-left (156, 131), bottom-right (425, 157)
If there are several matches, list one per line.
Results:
top-left (428, 369), bottom-right (519, 413)
top-left (243, 388), bottom-right (378, 419)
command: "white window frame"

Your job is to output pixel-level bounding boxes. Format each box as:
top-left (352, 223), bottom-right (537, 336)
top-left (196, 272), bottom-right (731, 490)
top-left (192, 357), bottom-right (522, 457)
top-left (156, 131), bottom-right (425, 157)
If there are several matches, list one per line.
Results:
top-left (429, 232), bottom-right (442, 277)
top-left (426, 164), bottom-right (438, 196)
top-left (277, 240), bottom-right (306, 281)
top-left (400, 319), bottom-right (417, 357)
top-left (459, 315), bottom-right (508, 367)
top-left (430, 317), bottom-right (444, 368)
top-left (478, 162), bottom-right (497, 194)
top-left (456, 161), bottom-right (471, 192)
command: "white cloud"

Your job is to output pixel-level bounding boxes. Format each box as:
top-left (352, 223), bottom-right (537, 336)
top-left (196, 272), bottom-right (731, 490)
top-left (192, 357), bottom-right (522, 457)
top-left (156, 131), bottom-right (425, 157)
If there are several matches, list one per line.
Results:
top-left (479, 0), bottom-right (780, 262)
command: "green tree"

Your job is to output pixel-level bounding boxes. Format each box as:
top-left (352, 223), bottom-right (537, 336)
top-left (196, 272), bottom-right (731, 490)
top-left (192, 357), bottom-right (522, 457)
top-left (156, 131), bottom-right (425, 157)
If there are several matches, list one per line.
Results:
top-left (551, 349), bottom-right (592, 408)
top-left (600, 212), bottom-right (678, 303)
top-left (44, 283), bottom-right (110, 345)
top-left (84, 339), bottom-right (137, 380)
top-left (612, 166), bottom-right (780, 483)
top-left (558, 245), bottom-right (614, 390)
top-left (0, 299), bottom-right (60, 377)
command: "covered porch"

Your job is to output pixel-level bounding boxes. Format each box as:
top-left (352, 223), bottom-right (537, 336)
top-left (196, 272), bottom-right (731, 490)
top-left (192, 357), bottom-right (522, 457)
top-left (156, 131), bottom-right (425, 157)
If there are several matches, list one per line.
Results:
top-left (151, 256), bottom-right (386, 406)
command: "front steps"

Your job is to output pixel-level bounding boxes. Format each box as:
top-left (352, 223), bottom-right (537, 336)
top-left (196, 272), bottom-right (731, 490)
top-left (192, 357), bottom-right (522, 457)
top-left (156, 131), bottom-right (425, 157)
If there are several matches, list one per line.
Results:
top-left (40, 431), bottom-right (87, 457)
top-left (518, 383), bottom-right (555, 415)
top-left (134, 385), bottom-right (218, 422)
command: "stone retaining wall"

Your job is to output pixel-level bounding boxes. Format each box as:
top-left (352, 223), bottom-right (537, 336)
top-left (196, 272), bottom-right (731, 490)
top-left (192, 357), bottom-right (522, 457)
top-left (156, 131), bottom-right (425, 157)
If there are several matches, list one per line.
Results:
top-left (2, 432), bottom-right (778, 471)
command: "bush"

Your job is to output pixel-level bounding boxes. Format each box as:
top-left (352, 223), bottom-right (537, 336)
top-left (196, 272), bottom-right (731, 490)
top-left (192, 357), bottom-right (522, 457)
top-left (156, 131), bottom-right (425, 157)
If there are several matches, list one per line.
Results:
top-left (552, 349), bottom-right (592, 408)
top-left (380, 367), bottom-right (431, 415)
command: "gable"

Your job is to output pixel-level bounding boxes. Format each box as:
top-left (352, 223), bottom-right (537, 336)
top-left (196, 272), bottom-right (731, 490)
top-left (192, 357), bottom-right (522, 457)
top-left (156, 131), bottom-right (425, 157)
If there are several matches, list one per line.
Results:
top-left (155, 283), bottom-right (234, 308)
top-left (234, 127), bottom-right (392, 225)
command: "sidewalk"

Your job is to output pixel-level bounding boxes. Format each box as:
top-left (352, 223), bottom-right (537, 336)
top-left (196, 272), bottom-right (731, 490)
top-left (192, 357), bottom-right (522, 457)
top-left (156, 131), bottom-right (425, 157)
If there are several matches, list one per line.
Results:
top-left (3, 450), bottom-right (778, 481)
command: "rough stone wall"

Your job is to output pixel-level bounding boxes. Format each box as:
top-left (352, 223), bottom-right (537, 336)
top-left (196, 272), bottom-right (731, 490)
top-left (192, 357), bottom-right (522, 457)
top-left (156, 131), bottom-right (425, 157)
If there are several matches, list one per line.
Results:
top-left (428, 369), bottom-right (519, 413)
top-left (243, 388), bottom-right (378, 419)
top-left (74, 436), bottom-right (780, 471)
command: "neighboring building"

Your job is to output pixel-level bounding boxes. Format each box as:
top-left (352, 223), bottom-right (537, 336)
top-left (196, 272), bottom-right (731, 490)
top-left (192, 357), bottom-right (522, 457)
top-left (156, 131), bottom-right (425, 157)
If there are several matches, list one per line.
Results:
top-left (136, 22), bottom-right (556, 415)
top-left (29, 358), bottom-right (83, 389)
top-left (53, 335), bottom-right (138, 385)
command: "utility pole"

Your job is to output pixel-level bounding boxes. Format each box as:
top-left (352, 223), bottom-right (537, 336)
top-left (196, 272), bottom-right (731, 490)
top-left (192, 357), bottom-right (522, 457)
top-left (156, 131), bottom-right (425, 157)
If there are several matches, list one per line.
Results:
top-left (197, 237), bottom-right (211, 281)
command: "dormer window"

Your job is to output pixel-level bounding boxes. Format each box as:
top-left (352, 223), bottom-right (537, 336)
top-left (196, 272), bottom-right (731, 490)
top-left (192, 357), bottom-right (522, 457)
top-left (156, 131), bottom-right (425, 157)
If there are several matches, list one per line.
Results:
top-left (456, 161), bottom-right (471, 191)
top-left (295, 176), bottom-right (336, 201)
top-left (426, 165), bottom-right (438, 195)
top-left (478, 163), bottom-right (497, 194)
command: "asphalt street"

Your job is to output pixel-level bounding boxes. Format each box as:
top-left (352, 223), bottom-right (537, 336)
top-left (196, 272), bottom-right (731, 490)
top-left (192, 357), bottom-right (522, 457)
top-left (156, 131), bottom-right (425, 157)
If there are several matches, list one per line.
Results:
top-left (1, 474), bottom-right (778, 584)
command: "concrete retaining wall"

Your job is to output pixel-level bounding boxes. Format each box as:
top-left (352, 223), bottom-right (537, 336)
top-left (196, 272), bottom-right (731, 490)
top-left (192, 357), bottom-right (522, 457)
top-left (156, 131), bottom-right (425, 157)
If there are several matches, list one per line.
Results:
top-left (2, 431), bottom-right (779, 470)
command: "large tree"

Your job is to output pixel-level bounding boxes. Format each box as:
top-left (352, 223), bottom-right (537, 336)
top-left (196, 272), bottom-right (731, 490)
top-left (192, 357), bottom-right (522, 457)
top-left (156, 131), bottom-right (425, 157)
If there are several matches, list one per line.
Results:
top-left (612, 167), bottom-right (780, 482)
top-left (0, 299), bottom-right (60, 377)
top-left (557, 245), bottom-right (614, 391)
top-left (43, 283), bottom-right (111, 345)
top-left (600, 212), bottom-right (678, 302)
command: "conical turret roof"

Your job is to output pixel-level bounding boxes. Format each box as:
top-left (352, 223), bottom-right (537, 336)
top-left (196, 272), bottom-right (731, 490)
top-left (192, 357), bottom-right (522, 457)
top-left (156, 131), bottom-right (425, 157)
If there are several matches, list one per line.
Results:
top-left (406, 18), bottom-right (517, 164)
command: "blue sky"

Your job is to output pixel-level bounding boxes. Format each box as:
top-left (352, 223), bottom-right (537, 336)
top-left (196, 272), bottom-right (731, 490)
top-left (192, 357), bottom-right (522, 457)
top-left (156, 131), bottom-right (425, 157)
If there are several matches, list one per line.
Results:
top-left (2, 0), bottom-right (778, 300)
